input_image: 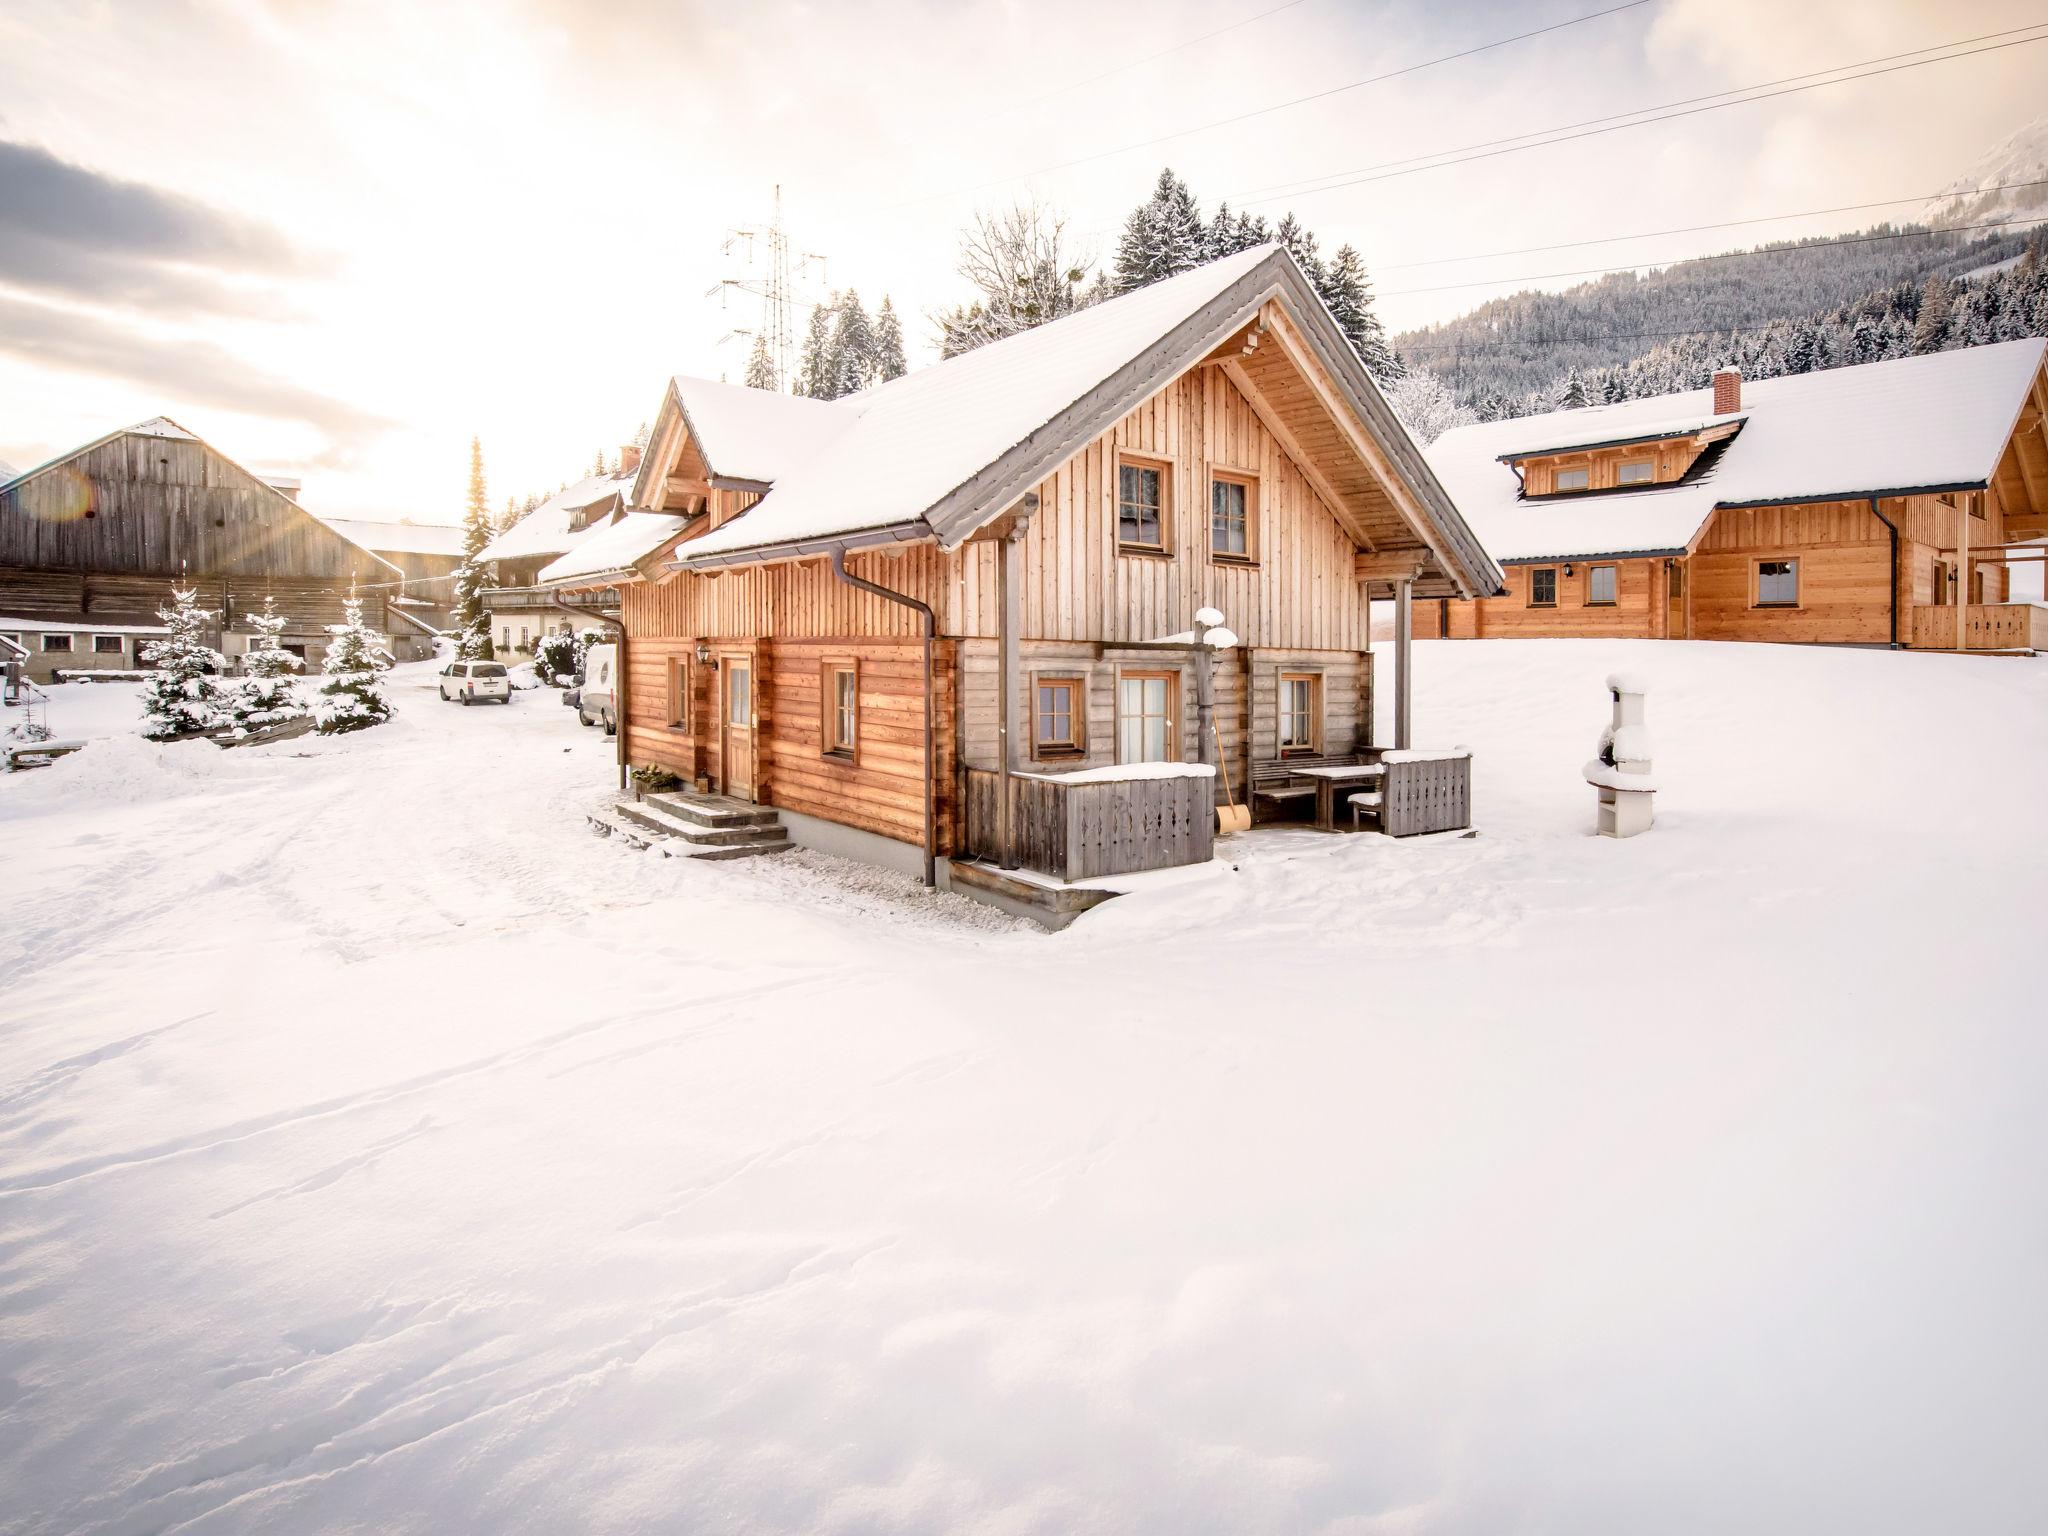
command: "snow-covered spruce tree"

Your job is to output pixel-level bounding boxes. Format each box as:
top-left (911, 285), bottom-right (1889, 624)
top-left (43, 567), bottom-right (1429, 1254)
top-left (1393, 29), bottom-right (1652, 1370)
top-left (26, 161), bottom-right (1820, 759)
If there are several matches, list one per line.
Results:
top-left (139, 586), bottom-right (228, 739)
top-left (1113, 168), bottom-right (1204, 292)
top-left (796, 302), bottom-right (837, 397)
top-left (315, 594), bottom-right (392, 734)
top-left (1322, 244), bottom-right (1402, 384)
top-left (832, 289), bottom-right (876, 397)
top-left (872, 297), bottom-right (907, 381)
top-left (451, 436), bottom-right (495, 660)
top-left (743, 331), bottom-right (777, 391)
top-left (1556, 369), bottom-right (1589, 409)
top-left (1911, 275), bottom-right (1953, 354)
top-left (1274, 213), bottom-right (1325, 292)
top-left (223, 595), bottom-right (306, 732)
top-left (534, 628), bottom-right (579, 686)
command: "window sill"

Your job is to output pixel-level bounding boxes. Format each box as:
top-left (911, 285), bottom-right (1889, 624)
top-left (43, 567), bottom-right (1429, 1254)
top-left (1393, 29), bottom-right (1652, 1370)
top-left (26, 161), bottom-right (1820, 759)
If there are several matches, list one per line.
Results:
top-left (1526, 603), bottom-right (1557, 610)
top-left (1584, 601), bottom-right (1617, 608)
top-left (821, 749), bottom-right (856, 764)
top-left (1118, 544), bottom-right (1172, 560)
top-left (1752, 603), bottom-right (1800, 610)
top-left (1210, 554), bottom-right (1258, 568)
top-left (1033, 747), bottom-right (1085, 763)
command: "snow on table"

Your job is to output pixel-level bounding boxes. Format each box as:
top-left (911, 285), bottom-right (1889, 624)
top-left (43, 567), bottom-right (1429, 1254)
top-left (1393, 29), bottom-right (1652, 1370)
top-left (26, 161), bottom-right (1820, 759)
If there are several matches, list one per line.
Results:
top-left (4, 642), bottom-right (2048, 1533)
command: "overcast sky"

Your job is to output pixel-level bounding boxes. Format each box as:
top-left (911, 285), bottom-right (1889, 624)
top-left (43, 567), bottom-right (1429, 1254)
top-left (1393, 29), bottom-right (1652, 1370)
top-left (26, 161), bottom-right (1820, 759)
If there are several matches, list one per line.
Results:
top-left (0, 0), bottom-right (2042, 521)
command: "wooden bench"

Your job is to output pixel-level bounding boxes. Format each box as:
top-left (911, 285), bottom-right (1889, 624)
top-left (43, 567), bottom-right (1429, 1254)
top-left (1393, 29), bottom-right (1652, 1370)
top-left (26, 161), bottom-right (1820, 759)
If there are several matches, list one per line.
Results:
top-left (1249, 752), bottom-right (1373, 822)
top-left (4, 738), bottom-right (86, 771)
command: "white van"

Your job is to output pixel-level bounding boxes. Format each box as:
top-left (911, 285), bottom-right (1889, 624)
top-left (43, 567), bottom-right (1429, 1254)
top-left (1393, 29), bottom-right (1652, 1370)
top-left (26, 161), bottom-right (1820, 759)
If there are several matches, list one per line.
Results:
top-left (439, 660), bottom-right (511, 705)
top-left (578, 644), bottom-right (617, 734)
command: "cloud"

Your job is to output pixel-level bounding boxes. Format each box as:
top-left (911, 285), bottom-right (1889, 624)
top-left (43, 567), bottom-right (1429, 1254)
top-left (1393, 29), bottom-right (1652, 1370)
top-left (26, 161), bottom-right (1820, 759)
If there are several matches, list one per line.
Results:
top-left (0, 138), bottom-right (317, 318)
top-left (0, 292), bottom-right (392, 449)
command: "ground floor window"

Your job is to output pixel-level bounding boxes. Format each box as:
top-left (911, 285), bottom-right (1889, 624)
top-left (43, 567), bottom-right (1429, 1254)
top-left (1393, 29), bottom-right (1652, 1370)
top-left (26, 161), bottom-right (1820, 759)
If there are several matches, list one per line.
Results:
top-left (500, 626), bottom-right (511, 650)
top-left (1527, 568), bottom-right (1557, 607)
top-left (1033, 676), bottom-right (1084, 758)
top-left (42, 633), bottom-right (73, 652)
top-left (518, 625), bottom-right (530, 651)
top-left (93, 634), bottom-right (124, 654)
top-left (1117, 671), bottom-right (1177, 763)
top-left (1755, 558), bottom-right (1799, 608)
top-left (1586, 564), bottom-right (1618, 606)
top-left (666, 656), bottom-right (689, 730)
top-left (1278, 672), bottom-right (1321, 755)
top-left (822, 661), bottom-right (857, 757)
top-left (1667, 562), bottom-right (1683, 601)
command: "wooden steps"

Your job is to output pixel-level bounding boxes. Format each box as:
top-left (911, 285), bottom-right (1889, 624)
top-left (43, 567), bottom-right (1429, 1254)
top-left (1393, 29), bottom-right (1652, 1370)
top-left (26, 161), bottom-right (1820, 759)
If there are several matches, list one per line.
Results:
top-left (602, 790), bottom-right (794, 861)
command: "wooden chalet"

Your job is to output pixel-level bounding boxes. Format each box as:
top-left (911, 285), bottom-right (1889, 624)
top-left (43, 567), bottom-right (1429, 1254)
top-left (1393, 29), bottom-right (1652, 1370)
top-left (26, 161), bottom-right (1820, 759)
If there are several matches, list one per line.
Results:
top-left (542, 246), bottom-right (1501, 908)
top-left (0, 418), bottom-right (401, 683)
top-left (1420, 340), bottom-right (2048, 652)
top-left (480, 452), bottom-right (643, 653)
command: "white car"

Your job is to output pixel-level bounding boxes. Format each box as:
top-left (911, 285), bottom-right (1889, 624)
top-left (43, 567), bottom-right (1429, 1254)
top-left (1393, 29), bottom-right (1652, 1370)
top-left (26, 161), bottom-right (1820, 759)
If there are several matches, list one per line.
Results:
top-left (439, 661), bottom-right (511, 705)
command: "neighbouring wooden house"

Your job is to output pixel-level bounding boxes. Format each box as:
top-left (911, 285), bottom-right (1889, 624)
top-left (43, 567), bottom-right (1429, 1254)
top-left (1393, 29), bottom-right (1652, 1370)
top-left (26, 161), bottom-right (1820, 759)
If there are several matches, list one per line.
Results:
top-left (1419, 339), bottom-right (2048, 652)
top-left (540, 246), bottom-right (1502, 912)
top-left (481, 452), bottom-right (643, 653)
top-left (0, 417), bottom-right (402, 683)
top-left (317, 515), bottom-right (469, 652)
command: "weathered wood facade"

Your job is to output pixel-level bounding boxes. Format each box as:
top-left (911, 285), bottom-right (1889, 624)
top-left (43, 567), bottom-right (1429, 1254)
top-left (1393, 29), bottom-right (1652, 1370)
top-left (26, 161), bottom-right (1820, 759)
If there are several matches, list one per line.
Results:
top-left (0, 421), bottom-right (396, 681)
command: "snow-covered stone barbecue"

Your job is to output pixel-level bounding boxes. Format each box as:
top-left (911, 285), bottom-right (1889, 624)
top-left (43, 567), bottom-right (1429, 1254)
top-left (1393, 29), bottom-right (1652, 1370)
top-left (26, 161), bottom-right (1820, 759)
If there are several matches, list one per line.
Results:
top-left (1585, 672), bottom-right (1656, 837)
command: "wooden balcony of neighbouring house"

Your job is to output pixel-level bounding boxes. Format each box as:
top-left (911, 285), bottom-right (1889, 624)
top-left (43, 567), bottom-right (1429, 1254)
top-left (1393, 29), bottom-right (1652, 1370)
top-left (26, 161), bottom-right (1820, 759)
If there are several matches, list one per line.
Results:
top-left (1906, 602), bottom-right (2048, 654)
top-left (486, 583), bottom-right (620, 610)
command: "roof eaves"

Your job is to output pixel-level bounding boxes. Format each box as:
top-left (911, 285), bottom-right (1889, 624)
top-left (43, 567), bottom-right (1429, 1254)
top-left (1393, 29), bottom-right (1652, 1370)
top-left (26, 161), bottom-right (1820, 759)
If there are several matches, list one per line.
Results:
top-left (1714, 478), bottom-right (1989, 510)
top-left (673, 518), bottom-right (932, 571)
top-left (1498, 547), bottom-right (1689, 565)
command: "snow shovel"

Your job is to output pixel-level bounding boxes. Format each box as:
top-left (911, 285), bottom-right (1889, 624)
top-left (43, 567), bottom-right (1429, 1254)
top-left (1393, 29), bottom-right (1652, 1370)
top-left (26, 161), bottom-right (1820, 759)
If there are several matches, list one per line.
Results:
top-left (1213, 723), bottom-right (1250, 835)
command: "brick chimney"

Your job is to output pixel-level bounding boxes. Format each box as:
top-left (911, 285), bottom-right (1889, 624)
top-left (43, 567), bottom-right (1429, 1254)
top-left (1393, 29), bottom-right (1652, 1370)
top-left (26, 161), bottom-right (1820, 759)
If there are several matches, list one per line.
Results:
top-left (618, 443), bottom-right (643, 476)
top-left (1712, 367), bottom-right (1742, 415)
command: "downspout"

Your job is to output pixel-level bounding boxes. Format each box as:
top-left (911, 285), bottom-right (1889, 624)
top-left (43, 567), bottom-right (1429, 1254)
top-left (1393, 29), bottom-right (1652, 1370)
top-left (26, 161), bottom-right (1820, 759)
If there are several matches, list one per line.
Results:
top-left (1867, 497), bottom-right (1901, 649)
top-left (551, 593), bottom-right (628, 793)
top-left (830, 549), bottom-right (937, 889)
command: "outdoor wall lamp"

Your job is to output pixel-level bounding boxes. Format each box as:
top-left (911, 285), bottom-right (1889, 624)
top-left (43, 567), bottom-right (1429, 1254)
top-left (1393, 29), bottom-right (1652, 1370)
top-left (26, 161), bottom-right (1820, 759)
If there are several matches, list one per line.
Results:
top-left (695, 639), bottom-right (713, 666)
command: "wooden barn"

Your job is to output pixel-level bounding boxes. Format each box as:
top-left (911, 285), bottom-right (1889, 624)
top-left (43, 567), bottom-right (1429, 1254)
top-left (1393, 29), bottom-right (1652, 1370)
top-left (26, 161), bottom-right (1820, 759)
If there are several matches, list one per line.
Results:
top-left (0, 418), bottom-right (400, 683)
top-left (542, 245), bottom-right (1502, 914)
top-left (1419, 340), bottom-right (2048, 652)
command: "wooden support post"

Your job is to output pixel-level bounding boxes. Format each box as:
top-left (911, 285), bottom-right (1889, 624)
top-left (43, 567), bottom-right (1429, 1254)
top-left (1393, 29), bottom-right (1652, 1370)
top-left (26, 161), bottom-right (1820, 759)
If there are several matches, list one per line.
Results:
top-left (1958, 493), bottom-right (1972, 653)
top-left (1394, 577), bottom-right (1413, 750)
top-left (1191, 619), bottom-right (1215, 769)
top-left (997, 520), bottom-right (1029, 869)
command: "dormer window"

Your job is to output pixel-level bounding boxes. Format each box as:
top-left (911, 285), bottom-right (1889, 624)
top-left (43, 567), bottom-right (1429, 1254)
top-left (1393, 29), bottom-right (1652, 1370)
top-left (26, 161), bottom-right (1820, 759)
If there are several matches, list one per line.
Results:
top-left (1616, 460), bottom-right (1654, 485)
top-left (1553, 466), bottom-right (1590, 492)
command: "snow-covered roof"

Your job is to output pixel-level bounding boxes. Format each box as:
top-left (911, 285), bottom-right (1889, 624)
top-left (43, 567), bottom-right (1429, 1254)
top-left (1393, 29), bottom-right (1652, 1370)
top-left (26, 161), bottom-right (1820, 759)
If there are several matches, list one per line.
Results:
top-left (130, 416), bottom-right (197, 441)
top-left (480, 470), bottom-right (636, 562)
top-left (678, 249), bottom-right (1279, 562)
top-left (1426, 338), bottom-right (2048, 562)
top-left (664, 378), bottom-right (850, 485)
top-left (538, 512), bottom-right (690, 586)
top-left (1495, 410), bottom-right (1744, 461)
top-left (318, 517), bottom-right (469, 558)
top-left (0, 459), bottom-right (16, 481)
top-left (0, 615), bottom-right (170, 635)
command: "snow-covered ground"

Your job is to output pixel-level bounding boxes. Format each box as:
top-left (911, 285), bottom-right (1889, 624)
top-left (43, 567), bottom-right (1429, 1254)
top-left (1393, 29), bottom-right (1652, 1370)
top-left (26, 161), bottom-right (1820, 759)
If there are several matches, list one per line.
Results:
top-left (3, 644), bottom-right (2046, 1534)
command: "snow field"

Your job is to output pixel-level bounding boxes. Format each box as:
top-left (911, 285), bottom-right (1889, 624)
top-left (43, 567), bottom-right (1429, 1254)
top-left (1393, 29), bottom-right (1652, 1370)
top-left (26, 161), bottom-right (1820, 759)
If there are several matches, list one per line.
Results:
top-left (2, 643), bottom-right (2045, 1534)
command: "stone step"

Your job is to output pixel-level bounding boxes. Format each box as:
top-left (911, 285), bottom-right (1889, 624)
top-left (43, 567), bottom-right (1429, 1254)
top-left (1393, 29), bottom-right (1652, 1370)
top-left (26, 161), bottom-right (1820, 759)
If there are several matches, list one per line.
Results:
top-left (638, 790), bottom-right (781, 830)
top-left (615, 801), bottom-right (791, 848)
top-left (684, 837), bottom-right (798, 862)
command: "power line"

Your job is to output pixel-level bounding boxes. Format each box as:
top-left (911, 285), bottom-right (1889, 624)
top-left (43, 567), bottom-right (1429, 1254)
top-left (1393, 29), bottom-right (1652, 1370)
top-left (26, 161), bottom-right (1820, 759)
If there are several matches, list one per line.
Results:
top-left (1377, 214), bottom-right (2045, 298)
top-left (1376, 179), bottom-right (2048, 271)
top-left (1234, 28), bottom-right (2048, 208)
top-left (889, 0), bottom-right (1655, 208)
top-left (1008, 0), bottom-right (1313, 112)
top-left (1235, 23), bottom-right (2048, 206)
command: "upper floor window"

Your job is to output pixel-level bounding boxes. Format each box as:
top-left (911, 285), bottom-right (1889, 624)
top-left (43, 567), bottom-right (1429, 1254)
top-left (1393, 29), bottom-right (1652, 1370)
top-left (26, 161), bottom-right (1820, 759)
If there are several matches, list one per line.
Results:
top-left (1755, 558), bottom-right (1799, 608)
top-left (1527, 568), bottom-right (1558, 607)
top-left (1616, 461), bottom-right (1654, 485)
top-left (1586, 565), bottom-right (1618, 606)
top-left (1553, 466), bottom-right (1590, 492)
top-left (1210, 472), bottom-right (1256, 561)
top-left (1118, 455), bottom-right (1169, 552)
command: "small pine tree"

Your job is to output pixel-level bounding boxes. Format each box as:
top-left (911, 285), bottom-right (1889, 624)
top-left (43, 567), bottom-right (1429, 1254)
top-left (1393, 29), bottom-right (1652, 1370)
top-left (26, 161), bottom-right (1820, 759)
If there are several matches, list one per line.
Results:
top-left (796, 302), bottom-right (836, 398)
top-left (222, 595), bottom-right (305, 732)
top-left (873, 296), bottom-right (908, 381)
top-left (452, 436), bottom-right (495, 660)
top-left (1114, 168), bottom-right (1205, 292)
top-left (315, 593), bottom-right (392, 734)
top-left (1912, 275), bottom-right (1953, 354)
top-left (743, 331), bottom-right (777, 391)
top-left (1556, 369), bottom-right (1589, 409)
top-left (1321, 244), bottom-right (1402, 384)
top-left (139, 586), bottom-right (227, 739)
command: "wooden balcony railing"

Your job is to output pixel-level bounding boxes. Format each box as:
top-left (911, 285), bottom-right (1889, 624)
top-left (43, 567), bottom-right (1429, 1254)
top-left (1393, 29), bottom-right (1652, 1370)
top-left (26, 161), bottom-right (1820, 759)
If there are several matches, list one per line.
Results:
top-left (960, 765), bottom-right (1215, 881)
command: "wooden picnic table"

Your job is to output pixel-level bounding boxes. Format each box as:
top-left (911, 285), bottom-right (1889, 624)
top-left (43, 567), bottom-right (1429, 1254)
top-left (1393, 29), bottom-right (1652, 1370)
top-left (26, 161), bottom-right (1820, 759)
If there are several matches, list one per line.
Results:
top-left (1292, 762), bottom-right (1385, 831)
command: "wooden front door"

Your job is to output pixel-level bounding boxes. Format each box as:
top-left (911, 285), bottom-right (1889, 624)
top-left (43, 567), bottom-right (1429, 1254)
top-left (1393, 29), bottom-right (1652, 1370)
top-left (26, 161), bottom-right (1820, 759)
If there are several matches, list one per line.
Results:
top-left (720, 656), bottom-right (754, 799)
top-left (1666, 560), bottom-right (1687, 638)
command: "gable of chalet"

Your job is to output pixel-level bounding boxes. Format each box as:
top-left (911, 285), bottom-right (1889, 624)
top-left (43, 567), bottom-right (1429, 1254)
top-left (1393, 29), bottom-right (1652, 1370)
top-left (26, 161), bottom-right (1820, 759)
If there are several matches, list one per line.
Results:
top-left (635, 247), bottom-right (1502, 601)
top-left (0, 417), bottom-right (399, 581)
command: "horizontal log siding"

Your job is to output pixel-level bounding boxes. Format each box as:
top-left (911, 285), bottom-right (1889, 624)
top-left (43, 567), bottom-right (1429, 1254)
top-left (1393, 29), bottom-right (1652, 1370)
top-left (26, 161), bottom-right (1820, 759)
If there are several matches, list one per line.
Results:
top-left (0, 567), bottom-right (387, 634)
top-left (1690, 500), bottom-right (1891, 644)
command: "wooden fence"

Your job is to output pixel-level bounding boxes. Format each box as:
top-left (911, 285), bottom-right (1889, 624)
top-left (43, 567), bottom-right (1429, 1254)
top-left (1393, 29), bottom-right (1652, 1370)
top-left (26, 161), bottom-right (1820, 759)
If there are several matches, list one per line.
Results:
top-left (1381, 754), bottom-right (1473, 838)
top-left (960, 767), bottom-right (1215, 881)
top-left (1907, 603), bottom-right (2048, 652)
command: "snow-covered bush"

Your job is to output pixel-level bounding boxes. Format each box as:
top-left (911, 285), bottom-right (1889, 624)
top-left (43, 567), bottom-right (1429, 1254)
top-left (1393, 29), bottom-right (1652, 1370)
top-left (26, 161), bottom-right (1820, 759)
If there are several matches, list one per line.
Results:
top-left (222, 596), bottom-right (307, 733)
top-left (534, 630), bottom-right (579, 686)
top-left (139, 586), bottom-right (227, 739)
top-left (1387, 369), bottom-right (1478, 446)
top-left (314, 595), bottom-right (393, 735)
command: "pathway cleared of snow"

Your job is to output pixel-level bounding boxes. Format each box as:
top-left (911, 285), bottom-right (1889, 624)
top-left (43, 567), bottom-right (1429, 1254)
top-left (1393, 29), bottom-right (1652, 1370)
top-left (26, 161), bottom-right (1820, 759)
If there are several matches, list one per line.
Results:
top-left (2, 645), bottom-right (2045, 1534)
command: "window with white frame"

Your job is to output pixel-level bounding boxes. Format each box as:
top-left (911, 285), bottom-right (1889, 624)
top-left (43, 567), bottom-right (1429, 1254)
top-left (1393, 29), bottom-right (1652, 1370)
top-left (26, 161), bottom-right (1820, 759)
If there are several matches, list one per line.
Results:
top-left (94, 634), bottom-right (124, 654)
top-left (42, 633), bottom-right (73, 652)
